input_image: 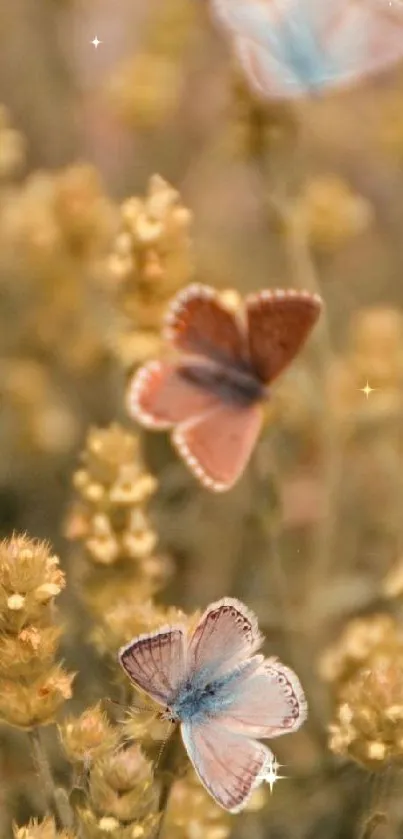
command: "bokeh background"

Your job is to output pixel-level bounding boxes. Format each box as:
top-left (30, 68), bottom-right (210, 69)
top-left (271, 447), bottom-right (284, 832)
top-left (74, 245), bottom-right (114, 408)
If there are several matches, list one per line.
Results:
top-left (2, 1), bottom-right (403, 838)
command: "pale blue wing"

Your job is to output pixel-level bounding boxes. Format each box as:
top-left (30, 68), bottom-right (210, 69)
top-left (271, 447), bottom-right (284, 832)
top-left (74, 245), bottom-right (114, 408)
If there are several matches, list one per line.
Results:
top-left (216, 0), bottom-right (403, 98)
top-left (187, 598), bottom-right (263, 682)
top-left (208, 657), bottom-right (308, 738)
top-left (210, 0), bottom-right (286, 48)
top-left (119, 626), bottom-right (187, 706)
top-left (324, 1), bottom-right (403, 83)
top-left (235, 36), bottom-right (309, 98)
top-left (181, 717), bottom-right (273, 812)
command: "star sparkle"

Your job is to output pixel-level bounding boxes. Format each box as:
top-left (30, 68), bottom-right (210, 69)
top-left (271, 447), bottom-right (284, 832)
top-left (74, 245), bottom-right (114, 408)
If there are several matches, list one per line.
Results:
top-left (359, 381), bottom-right (377, 399)
top-left (91, 36), bottom-right (102, 49)
top-left (264, 757), bottom-right (287, 793)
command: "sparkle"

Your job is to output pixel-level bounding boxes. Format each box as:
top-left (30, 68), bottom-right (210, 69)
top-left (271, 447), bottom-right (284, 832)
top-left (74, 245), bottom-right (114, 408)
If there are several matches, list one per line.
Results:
top-left (91, 36), bottom-right (102, 49)
top-left (264, 757), bottom-right (287, 793)
top-left (359, 381), bottom-right (377, 399)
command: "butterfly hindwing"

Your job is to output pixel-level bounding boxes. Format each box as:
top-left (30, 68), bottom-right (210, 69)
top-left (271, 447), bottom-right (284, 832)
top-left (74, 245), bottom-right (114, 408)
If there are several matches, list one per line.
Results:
top-left (214, 656), bottom-right (307, 738)
top-left (181, 717), bottom-right (273, 812)
top-left (118, 626), bottom-right (187, 706)
top-left (173, 400), bottom-right (263, 491)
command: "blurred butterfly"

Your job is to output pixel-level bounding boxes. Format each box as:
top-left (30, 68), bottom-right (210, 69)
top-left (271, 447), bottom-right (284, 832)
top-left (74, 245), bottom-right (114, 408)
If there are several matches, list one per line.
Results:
top-left (119, 597), bottom-right (307, 812)
top-left (210, 0), bottom-right (403, 99)
top-left (127, 283), bottom-right (322, 492)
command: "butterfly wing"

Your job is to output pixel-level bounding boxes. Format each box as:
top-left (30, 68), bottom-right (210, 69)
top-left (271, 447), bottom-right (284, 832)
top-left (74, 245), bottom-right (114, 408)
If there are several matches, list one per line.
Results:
top-left (213, 656), bottom-right (307, 738)
top-left (181, 717), bottom-right (273, 812)
top-left (118, 626), bottom-right (187, 706)
top-left (246, 289), bottom-right (322, 384)
top-left (210, 0), bottom-right (284, 46)
top-left (187, 598), bottom-right (263, 680)
top-left (173, 399), bottom-right (263, 491)
top-left (234, 35), bottom-right (306, 99)
top-left (324, 1), bottom-right (403, 83)
top-left (126, 360), bottom-right (221, 430)
top-left (164, 283), bottom-right (248, 367)
top-left (214, 0), bottom-right (403, 99)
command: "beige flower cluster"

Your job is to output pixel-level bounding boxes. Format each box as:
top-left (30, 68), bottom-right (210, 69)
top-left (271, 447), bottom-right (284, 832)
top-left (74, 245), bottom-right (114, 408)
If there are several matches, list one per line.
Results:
top-left (0, 534), bottom-right (73, 729)
top-left (108, 175), bottom-right (193, 367)
top-left (320, 614), bottom-right (403, 768)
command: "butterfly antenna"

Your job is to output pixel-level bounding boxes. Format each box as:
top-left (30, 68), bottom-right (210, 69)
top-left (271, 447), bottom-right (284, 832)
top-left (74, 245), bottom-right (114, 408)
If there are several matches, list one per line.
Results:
top-left (105, 694), bottom-right (155, 712)
top-left (152, 721), bottom-right (175, 776)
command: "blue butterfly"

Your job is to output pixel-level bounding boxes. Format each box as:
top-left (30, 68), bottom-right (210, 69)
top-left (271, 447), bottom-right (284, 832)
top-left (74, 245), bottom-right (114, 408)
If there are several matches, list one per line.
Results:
top-left (210, 0), bottom-right (403, 99)
top-left (119, 598), bottom-right (307, 811)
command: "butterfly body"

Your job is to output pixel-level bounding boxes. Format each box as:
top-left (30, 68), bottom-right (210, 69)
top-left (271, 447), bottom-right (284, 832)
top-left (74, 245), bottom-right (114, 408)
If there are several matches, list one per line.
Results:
top-left (178, 359), bottom-right (267, 408)
top-left (127, 284), bottom-right (322, 491)
top-left (168, 656), bottom-right (262, 724)
top-left (119, 597), bottom-right (307, 812)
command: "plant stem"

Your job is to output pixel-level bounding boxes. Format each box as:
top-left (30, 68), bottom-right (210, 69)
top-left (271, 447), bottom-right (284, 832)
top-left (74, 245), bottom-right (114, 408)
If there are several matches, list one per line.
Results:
top-left (250, 106), bottom-right (343, 633)
top-left (154, 725), bottom-right (183, 839)
top-left (29, 727), bottom-right (75, 831)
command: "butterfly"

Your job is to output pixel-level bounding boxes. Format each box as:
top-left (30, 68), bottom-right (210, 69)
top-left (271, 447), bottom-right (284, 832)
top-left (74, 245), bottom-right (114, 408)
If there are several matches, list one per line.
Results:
top-left (209, 0), bottom-right (403, 100)
top-left (119, 597), bottom-right (307, 812)
top-left (126, 283), bottom-right (322, 492)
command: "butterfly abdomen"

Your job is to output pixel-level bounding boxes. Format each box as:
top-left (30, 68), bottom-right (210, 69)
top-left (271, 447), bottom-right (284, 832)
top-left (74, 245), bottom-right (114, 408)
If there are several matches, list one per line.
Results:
top-left (179, 363), bottom-right (265, 408)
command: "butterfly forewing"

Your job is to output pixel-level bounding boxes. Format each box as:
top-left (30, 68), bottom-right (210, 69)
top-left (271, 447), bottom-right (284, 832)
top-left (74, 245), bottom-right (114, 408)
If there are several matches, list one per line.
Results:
top-left (119, 627), bottom-right (187, 706)
top-left (163, 284), bottom-right (248, 367)
top-left (246, 289), bottom-right (322, 384)
top-left (173, 401), bottom-right (263, 492)
top-left (214, 657), bottom-right (307, 738)
top-left (211, 0), bottom-right (284, 46)
top-left (181, 718), bottom-right (273, 812)
top-left (126, 360), bottom-right (222, 430)
top-left (187, 598), bottom-right (263, 679)
top-left (235, 36), bottom-right (305, 99)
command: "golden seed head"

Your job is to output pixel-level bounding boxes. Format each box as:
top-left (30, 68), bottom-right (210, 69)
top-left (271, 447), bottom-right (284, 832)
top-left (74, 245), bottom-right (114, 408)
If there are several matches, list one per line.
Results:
top-left (89, 744), bottom-right (158, 823)
top-left (0, 625), bottom-right (61, 679)
top-left (59, 702), bottom-right (119, 764)
top-left (13, 817), bottom-right (75, 839)
top-left (0, 666), bottom-right (75, 729)
top-left (328, 652), bottom-right (403, 768)
top-left (291, 175), bottom-right (373, 253)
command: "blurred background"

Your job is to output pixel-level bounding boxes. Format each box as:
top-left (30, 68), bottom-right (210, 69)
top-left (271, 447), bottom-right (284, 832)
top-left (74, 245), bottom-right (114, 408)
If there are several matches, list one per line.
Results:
top-left (3, 1), bottom-right (403, 838)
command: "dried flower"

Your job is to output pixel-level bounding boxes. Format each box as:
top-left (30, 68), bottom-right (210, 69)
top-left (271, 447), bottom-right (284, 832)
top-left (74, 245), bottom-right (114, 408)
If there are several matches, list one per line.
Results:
top-left (78, 743), bottom-right (159, 837)
top-left (291, 176), bottom-right (373, 252)
top-left (318, 614), bottom-right (401, 686)
top-left (78, 810), bottom-right (159, 839)
top-left (59, 702), bottom-right (119, 765)
top-left (107, 175), bottom-right (193, 367)
top-left (106, 0), bottom-right (196, 130)
top-left (329, 653), bottom-right (403, 769)
top-left (13, 816), bottom-right (76, 839)
top-left (0, 534), bottom-right (73, 728)
top-left (323, 611), bottom-right (403, 768)
top-left (65, 424), bottom-right (164, 578)
top-left (163, 775), bottom-right (231, 839)
top-left (107, 54), bottom-right (183, 130)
